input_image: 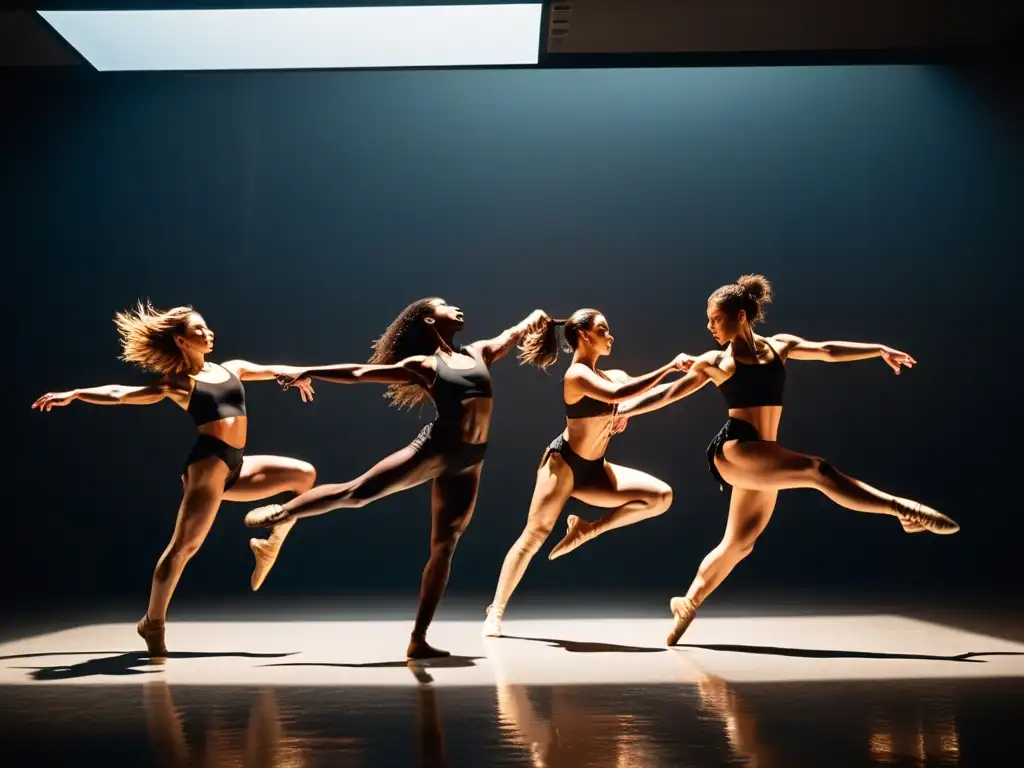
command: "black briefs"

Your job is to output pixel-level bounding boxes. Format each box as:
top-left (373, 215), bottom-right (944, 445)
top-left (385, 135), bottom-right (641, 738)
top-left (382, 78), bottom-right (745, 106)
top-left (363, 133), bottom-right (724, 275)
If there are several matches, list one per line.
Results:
top-left (183, 434), bottom-right (244, 490)
top-left (706, 418), bottom-right (761, 491)
top-left (543, 434), bottom-right (608, 489)
top-left (410, 421), bottom-right (487, 474)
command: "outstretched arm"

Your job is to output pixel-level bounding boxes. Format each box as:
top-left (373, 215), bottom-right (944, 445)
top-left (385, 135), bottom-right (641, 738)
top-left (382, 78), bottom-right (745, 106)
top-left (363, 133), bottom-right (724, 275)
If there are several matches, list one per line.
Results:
top-left (281, 356), bottom-right (435, 387)
top-left (222, 360), bottom-right (311, 382)
top-left (616, 369), bottom-right (712, 419)
top-left (772, 334), bottom-right (915, 375)
top-left (223, 359), bottom-right (319, 402)
top-left (32, 381), bottom-right (173, 411)
top-left (468, 309), bottom-right (549, 364)
top-left (567, 353), bottom-right (694, 405)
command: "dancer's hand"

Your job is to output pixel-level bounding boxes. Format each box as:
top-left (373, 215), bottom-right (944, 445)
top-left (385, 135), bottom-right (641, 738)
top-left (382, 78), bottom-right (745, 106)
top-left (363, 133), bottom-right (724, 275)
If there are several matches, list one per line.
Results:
top-left (32, 391), bottom-right (75, 411)
top-left (881, 347), bottom-right (915, 375)
top-left (525, 309), bottom-right (550, 333)
top-left (672, 353), bottom-right (695, 372)
top-left (276, 373), bottom-right (312, 397)
top-left (289, 376), bottom-right (315, 402)
top-left (611, 417), bottom-right (629, 435)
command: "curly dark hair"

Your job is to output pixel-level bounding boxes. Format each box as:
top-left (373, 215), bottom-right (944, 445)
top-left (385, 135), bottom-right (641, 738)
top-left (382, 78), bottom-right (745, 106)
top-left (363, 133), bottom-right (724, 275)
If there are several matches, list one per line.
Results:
top-left (709, 274), bottom-right (774, 325)
top-left (518, 308), bottom-right (601, 370)
top-left (369, 297), bottom-right (444, 409)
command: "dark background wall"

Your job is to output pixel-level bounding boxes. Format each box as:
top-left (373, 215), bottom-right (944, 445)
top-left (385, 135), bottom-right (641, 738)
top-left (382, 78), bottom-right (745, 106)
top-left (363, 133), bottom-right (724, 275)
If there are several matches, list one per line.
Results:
top-left (4, 63), bottom-right (1022, 617)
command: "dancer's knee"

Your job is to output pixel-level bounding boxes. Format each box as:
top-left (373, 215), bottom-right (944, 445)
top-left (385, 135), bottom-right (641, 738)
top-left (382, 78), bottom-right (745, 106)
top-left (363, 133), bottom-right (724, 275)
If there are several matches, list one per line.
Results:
top-left (293, 462), bottom-right (317, 493)
top-left (517, 524), bottom-right (552, 555)
top-left (647, 485), bottom-right (673, 514)
top-left (721, 533), bottom-right (757, 561)
top-left (803, 455), bottom-right (841, 490)
top-left (734, 538), bottom-right (756, 559)
top-left (160, 538), bottom-right (202, 571)
top-left (429, 536), bottom-right (459, 562)
top-left (790, 454), bottom-right (830, 488)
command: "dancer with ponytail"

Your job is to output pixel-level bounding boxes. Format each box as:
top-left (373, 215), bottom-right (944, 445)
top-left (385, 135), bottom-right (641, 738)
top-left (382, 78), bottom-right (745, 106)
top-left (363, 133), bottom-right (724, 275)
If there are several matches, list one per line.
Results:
top-left (31, 302), bottom-right (318, 657)
top-left (243, 298), bottom-right (550, 658)
top-left (614, 275), bottom-right (960, 646)
top-left (482, 310), bottom-right (692, 638)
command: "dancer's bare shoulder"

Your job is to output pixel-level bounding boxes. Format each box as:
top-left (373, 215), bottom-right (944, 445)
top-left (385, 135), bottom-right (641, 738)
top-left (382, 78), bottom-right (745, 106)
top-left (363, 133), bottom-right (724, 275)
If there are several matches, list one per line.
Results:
top-left (692, 349), bottom-right (730, 384)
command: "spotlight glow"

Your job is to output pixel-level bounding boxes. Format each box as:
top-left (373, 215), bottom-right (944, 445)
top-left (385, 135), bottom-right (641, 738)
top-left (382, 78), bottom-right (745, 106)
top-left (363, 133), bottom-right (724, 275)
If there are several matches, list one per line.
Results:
top-left (37, 5), bottom-right (543, 72)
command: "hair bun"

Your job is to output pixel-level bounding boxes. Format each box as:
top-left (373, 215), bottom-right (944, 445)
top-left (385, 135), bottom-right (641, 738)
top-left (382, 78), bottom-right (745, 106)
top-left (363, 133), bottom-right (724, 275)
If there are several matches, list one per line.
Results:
top-left (737, 273), bottom-right (773, 305)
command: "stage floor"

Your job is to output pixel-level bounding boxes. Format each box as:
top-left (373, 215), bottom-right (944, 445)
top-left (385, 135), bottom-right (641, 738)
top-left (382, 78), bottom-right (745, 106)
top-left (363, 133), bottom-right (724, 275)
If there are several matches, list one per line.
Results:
top-left (2, 608), bottom-right (1022, 765)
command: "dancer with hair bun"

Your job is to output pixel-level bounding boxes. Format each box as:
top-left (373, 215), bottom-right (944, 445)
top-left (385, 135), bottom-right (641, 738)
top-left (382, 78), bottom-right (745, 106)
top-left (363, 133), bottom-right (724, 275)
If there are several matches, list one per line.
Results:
top-left (614, 275), bottom-right (960, 646)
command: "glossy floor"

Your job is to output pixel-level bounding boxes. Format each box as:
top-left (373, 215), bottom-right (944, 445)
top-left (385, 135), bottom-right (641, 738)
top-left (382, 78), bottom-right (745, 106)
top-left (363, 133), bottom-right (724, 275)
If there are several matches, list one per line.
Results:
top-left (1, 610), bottom-right (1021, 766)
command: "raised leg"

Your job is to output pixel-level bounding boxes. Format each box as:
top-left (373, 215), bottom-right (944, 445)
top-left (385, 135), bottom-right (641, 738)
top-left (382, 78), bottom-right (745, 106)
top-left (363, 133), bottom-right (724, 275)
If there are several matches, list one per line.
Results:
top-left (223, 454), bottom-right (317, 591)
top-left (548, 462), bottom-right (673, 560)
top-left (244, 444), bottom-right (443, 527)
top-left (716, 440), bottom-right (958, 534)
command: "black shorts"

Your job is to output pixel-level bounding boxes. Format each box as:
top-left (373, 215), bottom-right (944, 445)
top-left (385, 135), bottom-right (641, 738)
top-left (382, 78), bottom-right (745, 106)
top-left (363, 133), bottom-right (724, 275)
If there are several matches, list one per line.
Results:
top-left (706, 418), bottom-right (761, 491)
top-left (542, 434), bottom-right (608, 489)
top-left (410, 421), bottom-right (487, 474)
top-left (183, 434), bottom-right (244, 490)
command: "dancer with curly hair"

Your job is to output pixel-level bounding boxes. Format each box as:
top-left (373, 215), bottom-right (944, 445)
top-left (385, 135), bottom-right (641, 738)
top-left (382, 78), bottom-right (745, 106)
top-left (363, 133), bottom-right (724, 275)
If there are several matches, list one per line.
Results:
top-left (32, 302), bottom-right (319, 656)
top-left (613, 275), bottom-right (960, 646)
top-left (244, 298), bottom-right (550, 658)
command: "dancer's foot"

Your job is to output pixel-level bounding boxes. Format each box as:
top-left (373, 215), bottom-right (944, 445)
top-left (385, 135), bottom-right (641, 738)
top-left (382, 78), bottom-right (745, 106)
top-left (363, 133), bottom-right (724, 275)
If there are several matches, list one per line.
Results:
top-left (482, 604), bottom-right (505, 638)
top-left (892, 498), bottom-right (959, 535)
top-left (407, 635), bottom-right (451, 660)
top-left (548, 514), bottom-right (596, 560)
top-left (137, 615), bottom-right (168, 658)
top-left (249, 520), bottom-right (295, 591)
top-left (666, 596), bottom-right (697, 646)
top-left (244, 503), bottom-right (289, 529)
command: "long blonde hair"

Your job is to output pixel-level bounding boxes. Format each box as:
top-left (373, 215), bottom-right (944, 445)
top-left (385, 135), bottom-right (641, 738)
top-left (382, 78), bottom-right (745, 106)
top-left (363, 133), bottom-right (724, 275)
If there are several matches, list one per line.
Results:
top-left (114, 300), bottom-right (196, 376)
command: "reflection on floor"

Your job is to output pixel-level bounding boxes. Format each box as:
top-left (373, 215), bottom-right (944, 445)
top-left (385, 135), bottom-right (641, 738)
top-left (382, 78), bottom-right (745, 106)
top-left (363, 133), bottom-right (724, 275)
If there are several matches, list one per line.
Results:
top-left (0, 611), bottom-right (1021, 766)
top-left (2, 614), bottom-right (1022, 686)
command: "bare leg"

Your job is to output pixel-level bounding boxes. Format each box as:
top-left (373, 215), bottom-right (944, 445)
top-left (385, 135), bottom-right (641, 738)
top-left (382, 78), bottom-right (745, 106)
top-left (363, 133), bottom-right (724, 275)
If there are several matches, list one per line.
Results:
top-left (140, 457), bottom-right (228, 656)
top-left (408, 463), bottom-right (483, 659)
top-left (244, 444), bottom-right (443, 527)
top-left (548, 463), bottom-right (673, 560)
top-left (717, 441), bottom-right (958, 533)
top-left (690, 487), bottom-right (777, 607)
top-left (484, 454), bottom-right (575, 636)
top-left (222, 455), bottom-right (317, 591)
top-left (666, 438), bottom-right (958, 646)
top-left (666, 487), bottom-right (776, 646)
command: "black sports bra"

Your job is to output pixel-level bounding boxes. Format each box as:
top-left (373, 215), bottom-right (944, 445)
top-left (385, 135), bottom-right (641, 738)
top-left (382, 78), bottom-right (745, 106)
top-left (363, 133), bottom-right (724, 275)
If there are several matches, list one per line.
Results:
top-left (718, 341), bottom-right (786, 409)
top-left (565, 369), bottom-right (617, 419)
top-left (187, 365), bottom-right (247, 425)
top-left (432, 347), bottom-right (493, 419)
top-left (565, 396), bottom-right (616, 419)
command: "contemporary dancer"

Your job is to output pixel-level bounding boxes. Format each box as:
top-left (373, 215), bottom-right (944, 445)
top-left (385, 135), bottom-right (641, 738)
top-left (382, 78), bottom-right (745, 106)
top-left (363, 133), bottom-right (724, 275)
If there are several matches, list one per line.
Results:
top-left (614, 275), bottom-right (959, 645)
top-left (482, 309), bottom-right (692, 637)
top-left (31, 301), bottom-right (318, 657)
top-left (243, 298), bottom-right (550, 658)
